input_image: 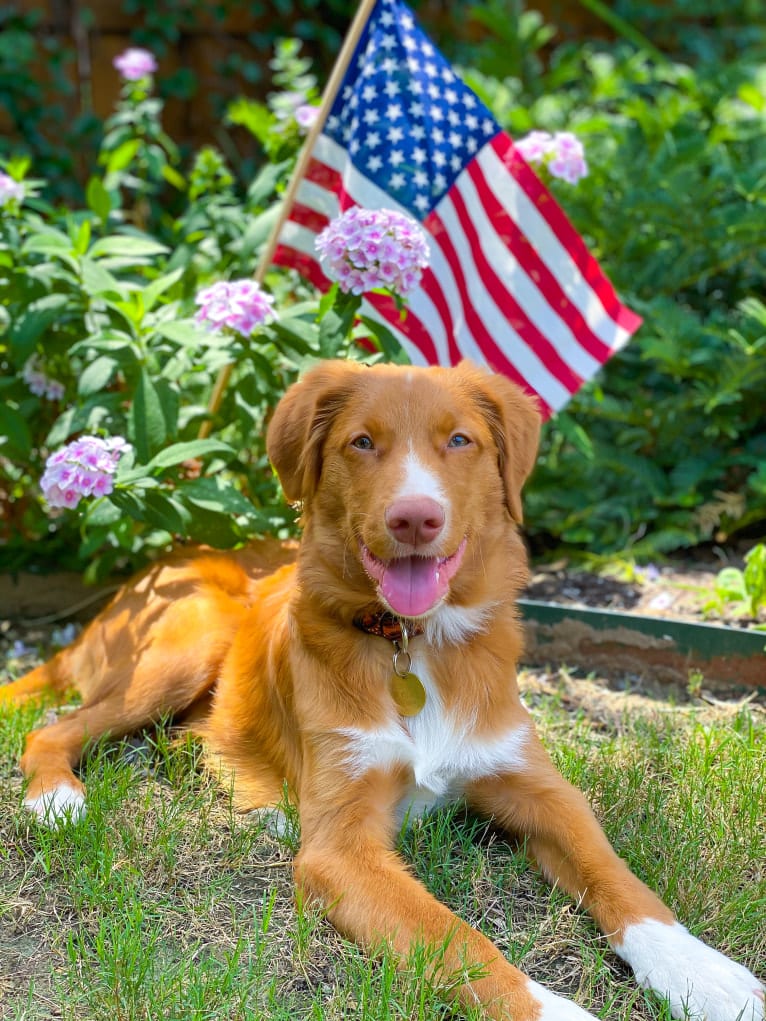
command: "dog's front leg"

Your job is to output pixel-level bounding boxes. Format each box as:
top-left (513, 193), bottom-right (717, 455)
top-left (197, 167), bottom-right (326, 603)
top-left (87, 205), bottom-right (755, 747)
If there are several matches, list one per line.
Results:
top-left (295, 765), bottom-right (598, 1020)
top-left (466, 728), bottom-right (764, 1021)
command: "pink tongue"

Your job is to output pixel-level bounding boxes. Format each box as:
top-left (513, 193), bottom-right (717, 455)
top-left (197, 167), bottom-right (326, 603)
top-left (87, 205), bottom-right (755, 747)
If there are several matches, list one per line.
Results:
top-left (380, 557), bottom-right (445, 617)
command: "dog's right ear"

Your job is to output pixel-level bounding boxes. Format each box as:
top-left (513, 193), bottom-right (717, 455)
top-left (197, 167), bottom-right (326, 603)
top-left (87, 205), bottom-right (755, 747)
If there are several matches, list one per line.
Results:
top-left (266, 361), bottom-right (364, 504)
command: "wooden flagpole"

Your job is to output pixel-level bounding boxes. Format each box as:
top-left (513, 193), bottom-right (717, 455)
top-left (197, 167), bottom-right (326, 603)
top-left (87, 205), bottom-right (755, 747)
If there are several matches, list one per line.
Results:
top-left (198, 0), bottom-right (379, 438)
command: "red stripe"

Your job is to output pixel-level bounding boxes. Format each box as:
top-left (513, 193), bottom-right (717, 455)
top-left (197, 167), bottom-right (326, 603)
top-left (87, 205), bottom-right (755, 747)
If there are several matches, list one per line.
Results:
top-left (288, 201), bottom-right (330, 234)
top-left (304, 157), bottom-right (343, 192)
top-left (273, 244), bottom-right (331, 291)
top-left (464, 159), bottom-right (613, 367)
top-left (442, 181), bottom-right (584, 392)
top-left (492, 133), bottom-right (641, 334)
top-left (423, 207), bottom-right (554, 417)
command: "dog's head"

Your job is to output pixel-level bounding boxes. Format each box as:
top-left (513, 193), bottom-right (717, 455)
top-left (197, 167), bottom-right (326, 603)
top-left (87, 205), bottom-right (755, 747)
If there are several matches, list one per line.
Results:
top-left (267, 360), bottom-right (540, 619)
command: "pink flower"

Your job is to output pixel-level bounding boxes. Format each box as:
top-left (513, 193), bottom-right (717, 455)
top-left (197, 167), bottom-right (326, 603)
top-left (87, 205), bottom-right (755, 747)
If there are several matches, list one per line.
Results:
top-left (113, 47), bottom-right (158, 82)
top-left (41, 436), bottom-right (131, 510)
top-left (516, 130), bottom-right (588, 184)
top-left (0, 172), bottom-right (24, 207)
top-left (22, 356), bottom-right (65, 401)
top-left (194, 279), bottom-right (276, 337)
top-left (295, 104), bottom-right (320, 133)
top-left (315, 207), bottom-right (430, 297)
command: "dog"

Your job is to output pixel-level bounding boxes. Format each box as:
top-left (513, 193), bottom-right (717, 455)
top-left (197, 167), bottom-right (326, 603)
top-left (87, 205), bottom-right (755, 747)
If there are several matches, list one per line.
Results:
top-left (2, 359), bottom-right (763, 1021)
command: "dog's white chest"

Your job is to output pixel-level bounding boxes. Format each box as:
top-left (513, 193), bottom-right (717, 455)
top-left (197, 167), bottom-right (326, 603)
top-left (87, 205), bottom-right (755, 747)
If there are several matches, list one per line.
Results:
top-left (337, 664), bottom-right (529, 823)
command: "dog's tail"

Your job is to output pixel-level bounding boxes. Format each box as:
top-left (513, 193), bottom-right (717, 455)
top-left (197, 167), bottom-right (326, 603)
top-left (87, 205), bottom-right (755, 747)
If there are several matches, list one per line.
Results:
top-left (0, 648), bottom-right (75, 708)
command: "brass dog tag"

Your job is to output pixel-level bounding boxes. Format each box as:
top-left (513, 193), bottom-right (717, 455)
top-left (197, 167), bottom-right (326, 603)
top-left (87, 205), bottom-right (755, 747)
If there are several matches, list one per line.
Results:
top-left (391, 671), bottom-right (426, 717)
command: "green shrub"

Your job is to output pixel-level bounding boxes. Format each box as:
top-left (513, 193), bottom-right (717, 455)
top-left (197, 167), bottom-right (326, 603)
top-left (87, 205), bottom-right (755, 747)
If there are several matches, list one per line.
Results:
top-left (464, 12), bottom-right (766, 556)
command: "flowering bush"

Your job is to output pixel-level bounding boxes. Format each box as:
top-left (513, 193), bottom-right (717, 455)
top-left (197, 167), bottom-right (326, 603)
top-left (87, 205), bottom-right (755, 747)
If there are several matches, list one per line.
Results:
top-left (0, 171), bottom-right (25, 206)
top-left (195, 279), bottom-right (276, 335)
top-left (514, 131), bottom-right (588, 184)
top-left (316, 207), bottom-right (430, 297)
top-left (113, 47), bottom-right (158, 82)
top-left (40, 437), bottom-right (132, 509)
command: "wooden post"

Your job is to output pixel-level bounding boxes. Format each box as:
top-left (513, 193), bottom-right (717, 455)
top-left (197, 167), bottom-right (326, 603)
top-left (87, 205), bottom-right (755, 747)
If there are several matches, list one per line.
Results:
top-left (198, 0), bottom-right (379, 438)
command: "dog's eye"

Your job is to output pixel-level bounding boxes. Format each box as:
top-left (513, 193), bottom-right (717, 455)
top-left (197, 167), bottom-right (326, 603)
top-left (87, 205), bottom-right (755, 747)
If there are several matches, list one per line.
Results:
top-left (351, 435), bottom-right (375, 451)
top-left (448, 433), bottom-right (471, 448)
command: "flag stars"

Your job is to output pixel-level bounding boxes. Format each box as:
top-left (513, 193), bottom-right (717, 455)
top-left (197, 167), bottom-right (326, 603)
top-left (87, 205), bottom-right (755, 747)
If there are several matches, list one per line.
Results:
top-left (384, 80), bottom-right (400, 97)
top-left (386, 102), bottom-right (403, 119)
top-left (388, 125), bottom-right (405, 143)
top-left (390, 149), bottom-right (405, 166)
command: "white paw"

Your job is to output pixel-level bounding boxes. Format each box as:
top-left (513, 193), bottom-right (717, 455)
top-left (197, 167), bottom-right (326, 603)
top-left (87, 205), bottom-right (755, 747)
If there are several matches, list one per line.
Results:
top-left (527, 978), bottom-right (598, 1019)
top-left (25, 783), bottom-right (86, 827)
top-left (249, 806), bottom-right (298, 843)
top-left (615, 919), bottom-right (764, 1021)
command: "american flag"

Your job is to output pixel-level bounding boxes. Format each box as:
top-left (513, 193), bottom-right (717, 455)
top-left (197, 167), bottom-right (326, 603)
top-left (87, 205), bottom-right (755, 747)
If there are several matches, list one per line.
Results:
top-left (273, 0), bottom-right (641, 418)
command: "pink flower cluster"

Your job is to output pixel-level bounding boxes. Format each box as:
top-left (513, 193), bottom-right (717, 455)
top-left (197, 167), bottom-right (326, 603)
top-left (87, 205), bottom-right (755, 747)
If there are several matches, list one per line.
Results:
top-left (41, 436), bottom-right (131, 509)
top-left (294, 104), bottom-right (320, 134)
top-left (195, 279), bottom-right (276, 337)
top-left (22, 356), bottom-right (65, 401)
top-left (515, 130), bottom-right (589, 184)
top-left (113, 47), bottom-right (158, 82)
top-left (315, 207), bottom-right (430, 297)
top-left (0, 172), bottom-right (25, 207)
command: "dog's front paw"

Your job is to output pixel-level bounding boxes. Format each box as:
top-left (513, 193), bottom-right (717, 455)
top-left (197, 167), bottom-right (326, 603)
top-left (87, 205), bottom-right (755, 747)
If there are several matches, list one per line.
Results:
top-left (527, 979), bottom-right (598, 1019)
top-left (615, 918), bottom-right (764, 1021)
top-left (25, 782), bottom-right (86, 827)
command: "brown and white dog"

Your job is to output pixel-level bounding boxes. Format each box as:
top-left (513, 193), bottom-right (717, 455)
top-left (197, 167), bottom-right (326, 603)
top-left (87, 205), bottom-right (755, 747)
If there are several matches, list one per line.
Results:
top-left (3, 360), bottom-right (763, 1021)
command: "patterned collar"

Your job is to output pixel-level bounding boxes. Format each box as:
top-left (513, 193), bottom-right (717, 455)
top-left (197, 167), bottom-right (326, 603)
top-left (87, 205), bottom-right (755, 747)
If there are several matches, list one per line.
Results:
top-left (352, 610), bottom-right (424, 642)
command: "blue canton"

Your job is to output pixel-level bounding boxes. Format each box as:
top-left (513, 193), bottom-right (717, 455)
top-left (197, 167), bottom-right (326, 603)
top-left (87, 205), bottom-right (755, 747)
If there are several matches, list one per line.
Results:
top-left (323, 0), bottom-right (500, 220)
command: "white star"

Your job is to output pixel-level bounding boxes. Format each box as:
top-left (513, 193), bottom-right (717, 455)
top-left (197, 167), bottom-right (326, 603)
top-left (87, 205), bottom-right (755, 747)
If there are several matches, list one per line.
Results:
top-left (449, 131), bottom-right (462, 148)
top-left (482, 118), bottom-right (495, 133)
top-left (367, 130), bottom-right (381, 147)
top-left (380, 9), bottom-right (394, 26)
top-left (368, 155), bottom-right (383, 173)
top-left (414, 193), bottom-right (430, 212)
top-left (409, 101), bottom-right (425, 118)
top-left (362, 84), bottom-right (377, 102)
top-left (445, 89), bottom-right (458, 105)
top-left (466, 137), bottom-right (478, 153)
top-left (390, 171), bottom-right (406, 189)
top-left (363, 108), bottom-right (380, 125)
top-left (411, 124), bottom-right (425, 141)
top-left (434, 172), bottom-right (447, 191)
top-left (422, 42), bottom-right (434, 57)
top-left (427, 83), bottom-right (440, 99)
top-left (433, 128), bottom-right (444, 143)
top-left (390, 149), bottom-right (405, 166)
top-left (386, 103), bottom-right (402, 120)
top-left (381, 57), bottom-right (397, 73)
top-left (384, 80), bottom-right (400, 98)
top-left (380, 33), bottom-right (396, 51)
top-left (413, 147), bottom-right (427, 164)
top-left (401, 11), bottom-right (414, 29)
top-left (466, 114), bottom-right (478, 130)
top-left (403, 34), bottom-right (418, 51)
top-left (424, 62), bottom-right (438, 78)
top-left (464, 94), bottom-right (477, 109)
top-left (447, 110), bottom-right (460, 126)
top-left (433, 150), bottom-right (446, 167)
top-left (450, 154), bottom-right (462, 172)
top-left (388, 125), bottom-right (404, 143)
top-left (414, 169), bottom-right (428, 187)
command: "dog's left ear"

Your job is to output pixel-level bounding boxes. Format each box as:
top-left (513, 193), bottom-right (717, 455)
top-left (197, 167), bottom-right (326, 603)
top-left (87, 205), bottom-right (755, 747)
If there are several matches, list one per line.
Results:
top-left (267, 361), bottom-right (364, 504)
top-left (463, 364), bottom-right (542, 523)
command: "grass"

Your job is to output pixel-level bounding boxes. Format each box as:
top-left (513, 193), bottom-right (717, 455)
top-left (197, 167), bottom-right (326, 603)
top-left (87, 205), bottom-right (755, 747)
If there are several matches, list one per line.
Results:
top-left (1, 641), bottom-right (764, 1020)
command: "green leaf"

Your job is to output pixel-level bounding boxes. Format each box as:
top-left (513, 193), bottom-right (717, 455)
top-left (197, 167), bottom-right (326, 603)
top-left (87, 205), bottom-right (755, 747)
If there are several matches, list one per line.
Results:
top-left (90, 235), bottom-right (169, 259)
top-left (141, 267), bottom-right (184, 312)
top-left (78, 356), bottom-right (119, 397)
top-left (140, 489), bottom-right (192, 535)
top-left (85, 176), bottom-right (114, 221)
top-left (146, 438), bottom-right (234, 470)
top-left (79, 257), bottom-right (123, 298)
top-left (131, 368), bottom-right (168, 462)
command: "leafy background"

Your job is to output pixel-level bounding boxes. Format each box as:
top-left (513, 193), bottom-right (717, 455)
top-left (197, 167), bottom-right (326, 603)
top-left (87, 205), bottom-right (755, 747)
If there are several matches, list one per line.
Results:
top-left (1, 0), bottom-right (765, 579)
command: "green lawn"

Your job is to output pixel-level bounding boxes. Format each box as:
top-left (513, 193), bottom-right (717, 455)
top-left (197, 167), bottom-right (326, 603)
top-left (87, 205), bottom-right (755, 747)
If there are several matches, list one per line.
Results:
top-left (1, 649), bottom-right (764, 1020)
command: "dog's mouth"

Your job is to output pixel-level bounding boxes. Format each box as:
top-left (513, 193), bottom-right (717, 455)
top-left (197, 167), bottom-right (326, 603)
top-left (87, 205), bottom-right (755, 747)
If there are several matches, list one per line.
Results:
top-left (360, 538), bottom-right (467, 618)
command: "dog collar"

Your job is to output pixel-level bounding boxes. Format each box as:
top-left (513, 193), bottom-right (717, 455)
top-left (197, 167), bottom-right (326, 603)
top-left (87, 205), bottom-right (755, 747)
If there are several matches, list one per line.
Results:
top-left (352, 611), bottom-right (424, 642)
